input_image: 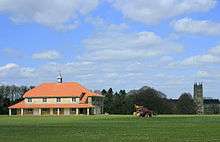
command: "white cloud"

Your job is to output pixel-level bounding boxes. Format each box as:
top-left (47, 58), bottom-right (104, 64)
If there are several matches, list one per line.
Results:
top-left (85, 16), bottom-right (129, 31)
top-left (172, 18), bottom-right (220, 35)
top-left (0, 63), bottom-right (19, 77)
top-left (19, 67), bottom-right (36, 78)
top-left (196, 70), bottom-right (220, 79)
top-left (1, 60), bottom-right (219, 99)
top-left (82, 27), bottom-right (183, 61)
top-left (171, 45), bottom-right (220, 67)
top-left (110, 0), bottom-right (216, 24)
top-left (0, 0), bottom-right (99, 31)
top-left (0, 63), bottom-right (18, 71)
top-left (0, 63), bottom-right (36, 80)
top-left (180, 54), bottom-right (220, 66)
top-left (209, 45), bottom-right (220, 55)
top-left (196, 70), bottom-right (209, 78)
top-left (32, 50), bottom-right (61, 60)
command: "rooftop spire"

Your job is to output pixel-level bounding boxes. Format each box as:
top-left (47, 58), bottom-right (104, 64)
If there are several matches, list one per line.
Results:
top-left (57, 72), bottom-right (63, 83)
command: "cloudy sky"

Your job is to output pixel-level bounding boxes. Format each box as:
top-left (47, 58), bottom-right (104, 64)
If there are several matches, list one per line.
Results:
top-left (0, 0), bottom-right (220, 99)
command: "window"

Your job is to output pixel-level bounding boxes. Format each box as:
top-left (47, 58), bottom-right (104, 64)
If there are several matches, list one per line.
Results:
top-left (28, 98), bottom-right (32, 102)
top-left (43, 98), bottom-right (47, 102)
top-left (56, 98), bottom-right (61, 102)
top-left (72, 98), bottom-right (76, 102)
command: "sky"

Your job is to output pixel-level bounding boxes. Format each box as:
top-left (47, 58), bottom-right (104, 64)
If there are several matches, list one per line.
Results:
top-left (0, 0), bottom-right (220, 99)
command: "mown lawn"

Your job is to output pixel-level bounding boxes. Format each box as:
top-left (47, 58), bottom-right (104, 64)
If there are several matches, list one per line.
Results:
top-left (0, 115), bottom-right (219, 142)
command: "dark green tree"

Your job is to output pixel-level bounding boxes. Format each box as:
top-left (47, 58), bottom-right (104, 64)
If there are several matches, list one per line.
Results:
top-left (0, 85), bottom-right (32, 114)
top-left (102, 88), bottom-right (114, 114)
top-left (128, 87), bottom-right (175, 114)
top-left (112, 90), bottom-right (127, 114)
top-left (177, 93), bottom-right (196, 114)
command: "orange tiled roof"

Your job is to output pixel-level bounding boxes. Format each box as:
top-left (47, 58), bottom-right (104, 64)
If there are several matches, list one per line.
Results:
top-left (8, 100), bottom-right (95, 109)
top-left (23, 82), bottom-right (102, 98)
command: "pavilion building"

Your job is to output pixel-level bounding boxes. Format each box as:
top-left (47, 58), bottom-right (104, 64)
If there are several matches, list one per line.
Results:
top-left (8, 74), bottom-right (104, 116)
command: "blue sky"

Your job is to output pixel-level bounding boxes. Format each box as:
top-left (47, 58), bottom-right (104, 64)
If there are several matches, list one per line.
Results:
top-left (0, 0), bottom-right (220, 99)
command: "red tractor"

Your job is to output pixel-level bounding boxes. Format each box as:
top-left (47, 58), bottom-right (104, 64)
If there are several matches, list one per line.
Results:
top-left (134, 105), bottom-right (154, 117)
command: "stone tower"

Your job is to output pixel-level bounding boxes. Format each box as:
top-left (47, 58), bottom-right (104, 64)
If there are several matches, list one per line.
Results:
top-left (193, 83), bottom-right (204, 114)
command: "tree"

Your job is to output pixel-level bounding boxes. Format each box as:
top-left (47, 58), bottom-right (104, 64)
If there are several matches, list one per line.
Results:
top-left (112, 90), bottom-right (127, 114)
top-left (118, 90), bottom-right (128, 114)
top-left (177, 93), bottom-right (196, 114)
top-left (0, 85), bottom-right (32, 114)
top-left (102, 88), bottom-right (114, 114)
top-left (128, 86), bottom-right (175, 114)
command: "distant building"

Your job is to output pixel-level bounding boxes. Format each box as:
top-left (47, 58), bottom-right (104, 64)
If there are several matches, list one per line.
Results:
top-left (193, 83), bottom-right (220, 114)
top-left (193, 83), bottom-right (204, 114)
top-left (204, 99), bottom-right (220, 114)
top-left (8, 74), bottom-right (104, 116)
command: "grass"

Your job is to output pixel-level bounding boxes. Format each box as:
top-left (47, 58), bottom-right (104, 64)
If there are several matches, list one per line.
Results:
top-left (0, 115), bottom-right (220, 142)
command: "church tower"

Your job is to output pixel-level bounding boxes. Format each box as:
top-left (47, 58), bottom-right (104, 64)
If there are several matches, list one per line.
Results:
top-left (193, 83), bottom-right (204, 114)
top-left (57, 73), bottom-right (63, 83)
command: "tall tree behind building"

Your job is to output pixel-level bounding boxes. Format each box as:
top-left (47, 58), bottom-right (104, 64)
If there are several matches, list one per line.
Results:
top-left (102, 88), bottom-right (114, 114)
top-left (0, 85), bottom-right (33, 114)
top-left (112, 90), bottom-right (127, 114)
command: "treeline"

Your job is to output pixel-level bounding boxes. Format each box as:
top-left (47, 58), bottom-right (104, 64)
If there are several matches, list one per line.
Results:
top-left (102, 86), bottom-right (196, 115)
top-left (0, 85), bottom-right (34, 114)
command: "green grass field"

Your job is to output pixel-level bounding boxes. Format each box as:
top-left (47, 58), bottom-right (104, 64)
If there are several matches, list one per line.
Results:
top-left (0, 115), bottom-right (219, 142)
